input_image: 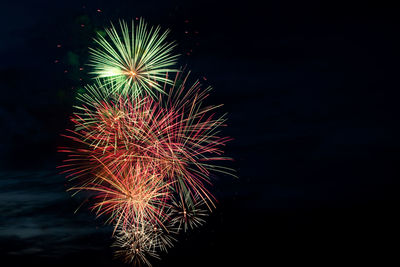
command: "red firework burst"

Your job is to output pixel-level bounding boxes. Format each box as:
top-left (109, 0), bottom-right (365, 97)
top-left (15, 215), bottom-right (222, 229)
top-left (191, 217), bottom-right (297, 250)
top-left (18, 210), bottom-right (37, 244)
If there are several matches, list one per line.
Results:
top-left (59, 71), bottom-right (234, 231)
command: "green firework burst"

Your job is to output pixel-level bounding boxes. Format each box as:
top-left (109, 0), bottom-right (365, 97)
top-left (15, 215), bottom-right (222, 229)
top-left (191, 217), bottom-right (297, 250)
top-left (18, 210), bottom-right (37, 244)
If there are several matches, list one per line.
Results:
top-left (89, 19), bottom-right (179, 98)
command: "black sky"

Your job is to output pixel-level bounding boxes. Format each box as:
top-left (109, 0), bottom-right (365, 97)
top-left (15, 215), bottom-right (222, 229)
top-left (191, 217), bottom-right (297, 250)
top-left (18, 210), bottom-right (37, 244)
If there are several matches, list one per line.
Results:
top-left (0, 0), bottom-right (399, 266)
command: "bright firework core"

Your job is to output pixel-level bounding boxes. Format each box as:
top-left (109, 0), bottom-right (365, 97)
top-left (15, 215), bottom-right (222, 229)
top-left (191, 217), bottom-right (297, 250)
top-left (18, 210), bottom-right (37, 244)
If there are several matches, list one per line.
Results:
top-left (128, 70), bottom-right (137, 77)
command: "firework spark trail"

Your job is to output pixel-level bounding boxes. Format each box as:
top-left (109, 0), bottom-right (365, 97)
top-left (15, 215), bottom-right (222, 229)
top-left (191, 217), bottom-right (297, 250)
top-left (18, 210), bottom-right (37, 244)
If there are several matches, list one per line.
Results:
top-left (72, 159), bottom-right (173, 233)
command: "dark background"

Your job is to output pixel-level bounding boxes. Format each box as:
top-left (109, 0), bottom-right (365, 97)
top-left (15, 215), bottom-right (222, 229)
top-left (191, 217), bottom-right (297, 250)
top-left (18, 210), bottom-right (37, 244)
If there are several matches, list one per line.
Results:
top-left (1, 0), bottom-right (399, 266)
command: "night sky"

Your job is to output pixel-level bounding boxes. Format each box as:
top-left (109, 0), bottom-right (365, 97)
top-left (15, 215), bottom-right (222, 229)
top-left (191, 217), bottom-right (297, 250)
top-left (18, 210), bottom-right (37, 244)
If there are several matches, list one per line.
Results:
top-left (1, 0), bottom-right (399, 266)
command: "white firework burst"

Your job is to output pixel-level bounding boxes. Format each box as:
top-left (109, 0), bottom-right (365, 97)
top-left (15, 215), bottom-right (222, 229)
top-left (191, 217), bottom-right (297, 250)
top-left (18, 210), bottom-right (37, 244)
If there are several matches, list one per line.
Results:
top-left (113, 219), bottom-right (176, 266)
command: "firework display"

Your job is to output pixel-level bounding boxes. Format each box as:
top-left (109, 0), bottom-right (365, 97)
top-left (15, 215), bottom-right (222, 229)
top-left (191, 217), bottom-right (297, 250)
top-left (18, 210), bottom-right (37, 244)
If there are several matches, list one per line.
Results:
top-left (59, 18), bottom-right (234, 266)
